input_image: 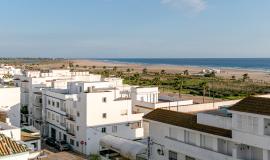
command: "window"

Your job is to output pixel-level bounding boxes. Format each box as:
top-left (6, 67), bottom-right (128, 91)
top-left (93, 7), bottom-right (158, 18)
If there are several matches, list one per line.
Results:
top-left (184, 131), bottom-right (196, 145)
top-left (77, 126), bottom-right (79, 131)
top-left (101, 127), bottom-right (106, 133)
top-left (52, 113), bottom-right (55, 120)
top-left (77, 112), bottom-right (80, 117)
top-left (112, 126), bottom-right (117, 133)
top-left (70, 139), bottom-right (74, 146)
top-left (169, 151), bottom-right (177, 160)
top-left (56, 102), bottom-right (60, 108)
top-left (56, 115), bottom-right (59, 123)
top-left (52, 101), bottom-right (55, 106)
top-left (59, 132), bottom-right (62, 140)
top-left (47, 111), bottom-right (51, 120)
top-left (79, 86), bottom-right (82, 92)
top-left (102, 97), bottom-right (107, 103)
top-left (102, 113), bottom-right (107, 119)
top-left (48, 100), bottom-right (51, 105)
top-left (76, 141), bottom-right (79, 147)
top-left (39, 98), bottom-right (42, 103)
top-left (200, 135), bottom-right (213, 150)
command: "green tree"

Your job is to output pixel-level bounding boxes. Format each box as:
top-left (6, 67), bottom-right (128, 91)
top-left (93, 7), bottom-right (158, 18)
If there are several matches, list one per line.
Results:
top-left (200, 82), bottom-right (208, 103)
top-left (183, 70), bottom-right (189, 76)
top-left (242, 73), bottom-right (249, 82)
top-left (174, 74), bottom-right (184, 98)
top-left (160, 69), bottom-right (166, 75)
top-left (142, 68), bottom-right (148, 75)
top-left (113, 66), bottom-right (117, 72)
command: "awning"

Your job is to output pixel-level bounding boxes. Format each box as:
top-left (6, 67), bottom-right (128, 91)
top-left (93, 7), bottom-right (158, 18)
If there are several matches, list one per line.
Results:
top-left (100, 135), bottom-right (147, 160)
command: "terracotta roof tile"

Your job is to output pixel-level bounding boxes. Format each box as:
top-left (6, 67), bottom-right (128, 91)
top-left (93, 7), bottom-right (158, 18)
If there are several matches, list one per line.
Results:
top-left (229, 96), bottom-right (270, 116)
top-left (143, 109), bottom-right (232, 138)
top-left (0, 134), bottom-right (28, 156)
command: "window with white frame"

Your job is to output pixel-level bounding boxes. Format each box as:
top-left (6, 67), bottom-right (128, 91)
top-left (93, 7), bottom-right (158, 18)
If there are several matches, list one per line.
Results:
top-left (168, 150), bottom-right (177, 160)
top-left (52, 113), bottom-right (55, 120)
top-left (56, 115), bottom-right (59, 123)
top-left (184, 130), bottom-right (196, 145)
top-left (102, 113), bottom-right (107, 119)
top-left (112, 126), bottom-right (117, 133)
top-left (200, 134), bottom-right (213, 150)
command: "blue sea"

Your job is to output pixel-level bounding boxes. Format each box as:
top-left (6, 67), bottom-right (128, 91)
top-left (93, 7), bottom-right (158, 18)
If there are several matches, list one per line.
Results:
top-left (94, 58), bottom-right (270, 71)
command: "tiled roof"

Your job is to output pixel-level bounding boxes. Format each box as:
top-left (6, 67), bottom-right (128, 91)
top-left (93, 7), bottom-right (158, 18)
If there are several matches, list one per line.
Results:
top-left (143, 109), bottom-right (232, 138)
top-left (21, 131), bottom-right (40, 142)
top-left (229, 96), bottom-right (270, 116)
top-left (0, 134), bottom-right (28, 156)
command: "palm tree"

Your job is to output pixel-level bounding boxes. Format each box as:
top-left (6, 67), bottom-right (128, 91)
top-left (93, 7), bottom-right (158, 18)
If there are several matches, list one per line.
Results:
top-left (142, 68), bottom-right (148, 75)
top-left (92, 65), bottom-right (96, 69)
top-left (183, 70), bottom-right (189, 76)
top-left (160, 69), bottom-right (166, 75)
top-left (231, 75), bottom-right (236, 80)
top-left (200, 82), bottom-right (208, 103)
top-left (103, 66), bottom-right (107, 70)
top-left (174, 74), bottom-right (184, 98)
top-left (126, 68), bottom-right (131, 73)
top-left (242, 73), bottom-right (249, 82)
top-left (113, 66), bottom-right (117, 72)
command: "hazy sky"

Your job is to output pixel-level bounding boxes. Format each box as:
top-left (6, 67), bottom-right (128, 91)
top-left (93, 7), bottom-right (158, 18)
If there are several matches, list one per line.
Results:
top-left (0, 0), bottom-right (270, 58)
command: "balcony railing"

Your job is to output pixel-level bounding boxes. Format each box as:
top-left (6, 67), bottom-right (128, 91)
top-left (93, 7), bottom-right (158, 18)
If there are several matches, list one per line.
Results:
top-left (67, 114), bottom-right (75, 121)
top-left (60, 122), bottom-right (66, 128)
top-left (165, 136), bottom-right (234, 159)
top-left (67, 129), bottom-right (75, 136)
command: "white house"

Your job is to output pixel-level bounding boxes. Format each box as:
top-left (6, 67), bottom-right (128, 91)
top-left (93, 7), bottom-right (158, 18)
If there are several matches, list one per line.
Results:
top-left (0, 86), bottom-right (20, 127)
top-left (131, 87), bottom-right (193, 114)
top-left (0, 121), bottom-right (41, 160)
top-left (144, 96), bottom-right (270, 160)
top-left (43, 80), bottom-right (144, 155)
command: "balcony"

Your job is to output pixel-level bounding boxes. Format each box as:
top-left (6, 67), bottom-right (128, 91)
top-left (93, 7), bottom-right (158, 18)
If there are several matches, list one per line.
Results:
top-left (67, 129), bottom-right (75, 136)
top-left (66, 114), bottom-right (76, 121)
top-left (164, 136), bottom-right (234, 160)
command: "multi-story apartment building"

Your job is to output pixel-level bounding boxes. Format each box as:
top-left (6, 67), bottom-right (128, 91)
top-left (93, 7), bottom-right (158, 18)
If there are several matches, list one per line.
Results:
top-left (144, 96), bottom-right (270, 160)
top-left (14, 69), bottom-right (101, 129)
top-left (43, 80), bottom-right (144, 155)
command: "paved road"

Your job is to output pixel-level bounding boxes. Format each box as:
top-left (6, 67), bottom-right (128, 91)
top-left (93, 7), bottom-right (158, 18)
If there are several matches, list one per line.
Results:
top-left (41, 142), bottom-right (87, 160)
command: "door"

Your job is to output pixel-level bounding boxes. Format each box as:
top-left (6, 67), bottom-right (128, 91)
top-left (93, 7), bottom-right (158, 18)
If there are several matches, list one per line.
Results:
top-left (63, 134), bottom-right (67, 142)
top-left (51, 128), bottom-right (56, 139)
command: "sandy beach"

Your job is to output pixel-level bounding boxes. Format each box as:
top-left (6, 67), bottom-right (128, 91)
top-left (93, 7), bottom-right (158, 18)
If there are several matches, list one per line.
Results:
top-left (71, 59), bottom-right (270, 82)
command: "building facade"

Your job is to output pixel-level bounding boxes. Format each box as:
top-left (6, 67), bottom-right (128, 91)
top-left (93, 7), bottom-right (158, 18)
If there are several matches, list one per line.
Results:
top-left (144, 96), bottom-right (270, 160)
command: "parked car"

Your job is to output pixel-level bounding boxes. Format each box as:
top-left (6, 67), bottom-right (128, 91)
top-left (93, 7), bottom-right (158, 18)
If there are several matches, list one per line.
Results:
top-left (55, 141), bottom-right (71, 151)
top-left (45, 137), bottom-right (56, 146)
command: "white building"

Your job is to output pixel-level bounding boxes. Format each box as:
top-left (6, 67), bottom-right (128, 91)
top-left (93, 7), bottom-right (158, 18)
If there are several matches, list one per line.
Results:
top-left (144, 96), bottom-right (270, 160)
top-left (14, 69), bottom-right (101, 129)
top-left (43, 80), bottom-right (144, 155)
top-left (0, 86), bottom-right (20, 127)
top-left (131, 87), bottom-right (193, 114)
top-left (0, 121), bottom-right (41, 160)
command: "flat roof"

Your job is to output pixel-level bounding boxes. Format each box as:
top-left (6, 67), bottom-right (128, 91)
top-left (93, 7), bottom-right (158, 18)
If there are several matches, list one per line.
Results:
top-left (202, 109), bottom-right (232, 117)
top-left (229, 96), bottom-right (270, 116)
top-left (143, 109), bottom-right (232, 138)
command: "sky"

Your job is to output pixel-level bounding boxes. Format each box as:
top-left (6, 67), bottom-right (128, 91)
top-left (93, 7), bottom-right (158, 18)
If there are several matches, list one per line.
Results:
top-left (0, 0), bottom-right (270, 58)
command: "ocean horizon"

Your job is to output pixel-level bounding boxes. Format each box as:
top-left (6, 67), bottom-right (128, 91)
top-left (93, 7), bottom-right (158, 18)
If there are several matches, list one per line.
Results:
top-left (91, 58), bottom-right (270, 72)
